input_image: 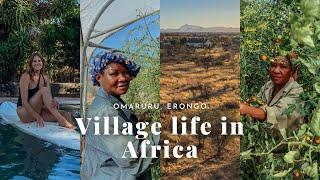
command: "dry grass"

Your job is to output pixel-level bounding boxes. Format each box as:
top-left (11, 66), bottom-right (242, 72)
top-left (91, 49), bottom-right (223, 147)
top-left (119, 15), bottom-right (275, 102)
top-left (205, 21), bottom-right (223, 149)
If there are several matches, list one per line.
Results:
top-left (160, 33), bottom-right (240, 179)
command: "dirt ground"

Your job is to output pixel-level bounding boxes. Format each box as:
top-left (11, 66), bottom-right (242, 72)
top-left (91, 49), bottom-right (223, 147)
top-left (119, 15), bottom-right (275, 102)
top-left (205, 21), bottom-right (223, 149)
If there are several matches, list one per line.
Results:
top-left (160, 33), bottom-right (240, 179)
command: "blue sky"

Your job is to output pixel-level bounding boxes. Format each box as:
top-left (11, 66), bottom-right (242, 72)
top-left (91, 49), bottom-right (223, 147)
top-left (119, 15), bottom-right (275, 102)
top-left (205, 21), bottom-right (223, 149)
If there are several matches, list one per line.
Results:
top-left (161, 0), bottom-right (240, 28)
top-left (91, 13), bottom-right (159, 62)
top-left (88, 14), bottom-right (159, 75)
top-left (102, 14), bottom-right (159, 50)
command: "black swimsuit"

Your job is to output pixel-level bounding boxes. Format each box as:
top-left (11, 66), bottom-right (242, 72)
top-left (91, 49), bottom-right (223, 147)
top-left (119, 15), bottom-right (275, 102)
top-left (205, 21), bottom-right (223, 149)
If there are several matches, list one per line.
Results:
top-left (17, 75), bottom-right (46, 107)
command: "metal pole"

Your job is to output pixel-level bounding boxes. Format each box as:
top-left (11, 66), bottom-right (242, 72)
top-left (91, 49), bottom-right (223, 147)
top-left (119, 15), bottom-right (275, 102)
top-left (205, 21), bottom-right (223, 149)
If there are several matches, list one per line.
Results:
top-left (91, 10), bottom-right (160, 39)
top-left (81, 0), bottom-right (116, 123)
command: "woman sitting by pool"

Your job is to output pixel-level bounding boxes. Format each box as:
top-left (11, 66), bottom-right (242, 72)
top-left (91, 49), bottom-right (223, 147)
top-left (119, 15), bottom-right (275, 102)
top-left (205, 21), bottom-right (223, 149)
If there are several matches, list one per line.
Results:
top-left (240, 54), bottom-right (304, 132)
top-left (16, 52), bottom-right (74, 128)
top-left (81, 51), bottom-right (158, 179)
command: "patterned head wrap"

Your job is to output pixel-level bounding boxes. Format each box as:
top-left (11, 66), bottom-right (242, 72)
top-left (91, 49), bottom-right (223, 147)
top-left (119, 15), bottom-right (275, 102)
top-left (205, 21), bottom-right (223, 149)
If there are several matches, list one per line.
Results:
top-left (89, 51), bottom-right (140, 86)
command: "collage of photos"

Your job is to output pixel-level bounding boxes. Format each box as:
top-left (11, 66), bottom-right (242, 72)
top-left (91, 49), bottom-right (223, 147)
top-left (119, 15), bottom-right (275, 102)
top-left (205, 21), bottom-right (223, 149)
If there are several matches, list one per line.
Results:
top-left (0, 0), bottom-right (319, 179)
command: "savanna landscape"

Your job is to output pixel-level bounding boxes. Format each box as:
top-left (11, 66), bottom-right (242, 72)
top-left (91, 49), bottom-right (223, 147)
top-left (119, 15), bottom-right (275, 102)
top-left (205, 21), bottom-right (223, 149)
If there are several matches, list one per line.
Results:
top-left (160, 32), bottom-right (240, 179)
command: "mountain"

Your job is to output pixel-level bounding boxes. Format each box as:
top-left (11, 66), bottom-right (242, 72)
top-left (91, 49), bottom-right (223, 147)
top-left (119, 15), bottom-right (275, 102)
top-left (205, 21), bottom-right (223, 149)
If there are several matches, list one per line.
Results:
top-left (179, 24), bottom-right (204, 31)
top-left (161, 24), bottom-right (239, 33)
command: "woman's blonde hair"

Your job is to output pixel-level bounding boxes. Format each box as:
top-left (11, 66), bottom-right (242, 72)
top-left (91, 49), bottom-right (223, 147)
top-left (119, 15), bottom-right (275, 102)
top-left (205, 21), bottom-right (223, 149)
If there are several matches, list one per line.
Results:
top-left (27, 52), bottom-right (46, 80)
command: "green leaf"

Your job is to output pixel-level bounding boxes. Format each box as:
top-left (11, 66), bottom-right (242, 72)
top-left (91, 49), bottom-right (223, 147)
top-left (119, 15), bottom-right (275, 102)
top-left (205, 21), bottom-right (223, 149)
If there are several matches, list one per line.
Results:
top-left (280, 128), bottom-right (287, 140)
top-left (283, 0), bottom-right (293, 5)
top-left (273, 167), bottom-right (293, 177)
top-left (301, 162), bottom-right (309, 169)
top-left (290, 38), bottom-right (299, 48)
top-left (283, 104), bottom-right (296, 116)
top-left (316, 21), bottom-right (320, 38)
top-left (267, 153), bottom-right (274, 162)
top-left (252, 124), bottom-right (259, 132)
top-left (302, 162), bottom-right (319, 178)
top-left (283, 151), bottom-right (300, 163)
top-left (240, 149), bottom-right (252, 161)
top-left (291, 23), bottom-right (315, 47)
top-left (301, 35), bottom-right (315, 47)
top-left (298, 57), bottom-right (319, 75)
top-left (297, 124), bottom-right (308, 137)
top-left (310, 106), bottom-right (320, 136)
top-left (300, 0), bottom-right (320, 18)
top-left (314, 82), bottom-right (320, 94)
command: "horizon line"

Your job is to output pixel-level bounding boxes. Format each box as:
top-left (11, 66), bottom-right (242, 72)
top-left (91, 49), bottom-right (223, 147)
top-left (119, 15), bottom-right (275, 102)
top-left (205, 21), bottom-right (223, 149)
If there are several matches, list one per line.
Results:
top-left (160, 24), bottom-right (240, 29)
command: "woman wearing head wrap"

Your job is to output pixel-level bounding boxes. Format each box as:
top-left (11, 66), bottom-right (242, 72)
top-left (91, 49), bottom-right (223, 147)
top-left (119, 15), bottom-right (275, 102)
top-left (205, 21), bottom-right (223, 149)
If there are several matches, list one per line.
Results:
top-left (240, 55), bottom-right (304, 132)
top-left (81, 51), bottom-right (159, 180)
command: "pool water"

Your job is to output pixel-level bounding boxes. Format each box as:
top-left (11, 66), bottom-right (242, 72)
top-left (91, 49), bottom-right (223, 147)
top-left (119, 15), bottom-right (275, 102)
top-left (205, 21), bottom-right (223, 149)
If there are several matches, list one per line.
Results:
top-left (0, 118), bottom-right (80, 180)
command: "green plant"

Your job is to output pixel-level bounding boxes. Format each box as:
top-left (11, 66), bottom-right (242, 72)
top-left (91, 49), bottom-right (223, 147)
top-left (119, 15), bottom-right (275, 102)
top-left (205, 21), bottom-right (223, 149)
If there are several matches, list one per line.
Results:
top-left (0, 0), bottom-right (80, 83)
top-left (241, 0), bottom-right (320, 179)
top-left (121, 14), bottom-right (160, 180)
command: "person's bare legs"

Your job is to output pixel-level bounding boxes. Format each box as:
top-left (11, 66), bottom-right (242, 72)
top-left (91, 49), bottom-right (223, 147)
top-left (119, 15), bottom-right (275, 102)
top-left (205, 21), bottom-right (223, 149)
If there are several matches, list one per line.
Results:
top-left (38, 87), bottom-right (74, 128)
top-left (59, 110), bottom-right (75, 126)
top-left (17, 87), bottom-right (74, 128)
top-left (41, 108), bottom-right (75, 126)
top-left (17, 90), bottom-right (44, 123)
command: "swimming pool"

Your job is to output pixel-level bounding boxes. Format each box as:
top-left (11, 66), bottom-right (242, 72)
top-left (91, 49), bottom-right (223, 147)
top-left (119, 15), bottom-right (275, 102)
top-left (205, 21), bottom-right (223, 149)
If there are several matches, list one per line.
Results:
top-left (0, 117), bottom-right (80, 179)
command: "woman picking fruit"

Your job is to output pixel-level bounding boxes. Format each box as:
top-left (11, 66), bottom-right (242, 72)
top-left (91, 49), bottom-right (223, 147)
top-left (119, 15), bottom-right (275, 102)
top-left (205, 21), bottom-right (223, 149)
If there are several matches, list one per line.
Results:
top-left (240, 55), bottom-right (304, 132)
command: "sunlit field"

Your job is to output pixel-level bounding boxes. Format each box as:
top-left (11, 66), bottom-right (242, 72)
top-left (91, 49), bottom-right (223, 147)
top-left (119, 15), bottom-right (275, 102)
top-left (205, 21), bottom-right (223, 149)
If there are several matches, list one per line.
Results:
top-left (160, 32), bottom-right (240, 179)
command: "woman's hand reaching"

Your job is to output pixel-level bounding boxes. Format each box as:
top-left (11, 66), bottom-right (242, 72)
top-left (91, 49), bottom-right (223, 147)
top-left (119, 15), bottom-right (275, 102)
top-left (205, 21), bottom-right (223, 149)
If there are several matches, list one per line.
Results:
top-left (240, 103), bottom-right (266, 121)
top-left (240, 103), bottom-right (250, 115)
top-left (36, 115), bottom-right (45, 127)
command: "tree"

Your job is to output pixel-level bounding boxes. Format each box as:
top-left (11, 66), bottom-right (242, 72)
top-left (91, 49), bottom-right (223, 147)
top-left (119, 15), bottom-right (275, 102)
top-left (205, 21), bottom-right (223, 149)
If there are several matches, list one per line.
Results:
top-left (240, 0), bottom-right (320, 179)
top-left (0, 0), bottom-right (80, 83)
